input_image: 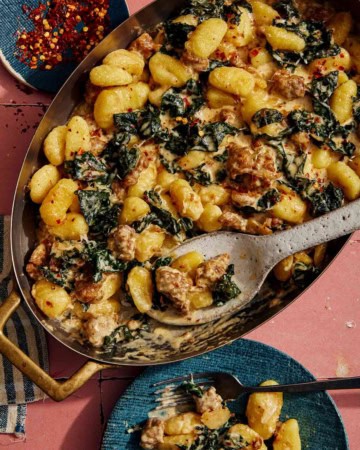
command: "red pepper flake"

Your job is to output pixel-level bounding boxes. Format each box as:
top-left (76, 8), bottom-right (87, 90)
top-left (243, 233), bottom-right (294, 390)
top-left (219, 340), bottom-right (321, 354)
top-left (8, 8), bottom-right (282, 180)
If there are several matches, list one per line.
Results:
top-left (15, 0), bottom-right (110, 70)
top-left (250, 48), bottom-right (260, 57)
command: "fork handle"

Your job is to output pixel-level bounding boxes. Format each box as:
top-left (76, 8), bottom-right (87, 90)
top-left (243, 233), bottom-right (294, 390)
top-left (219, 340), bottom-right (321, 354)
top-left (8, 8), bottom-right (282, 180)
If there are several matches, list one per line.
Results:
top-left (242, 376), bottom-right (360, 394)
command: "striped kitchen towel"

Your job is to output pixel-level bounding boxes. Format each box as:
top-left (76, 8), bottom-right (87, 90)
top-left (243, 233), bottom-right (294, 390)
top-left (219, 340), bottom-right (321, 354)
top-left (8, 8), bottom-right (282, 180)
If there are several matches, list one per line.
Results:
top-left (0, 216), bottom-right (48, 436)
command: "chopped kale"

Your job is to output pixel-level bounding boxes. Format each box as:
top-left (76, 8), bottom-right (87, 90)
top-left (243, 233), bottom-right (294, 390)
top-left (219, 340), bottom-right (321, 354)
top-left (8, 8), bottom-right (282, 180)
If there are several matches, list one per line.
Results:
top-left (216, 168), bottom-right (227, 182)
top-left (180, 0), bottom-right (225, 22)
top-left (77, 189), bottom-right (119, 236)
top-left (213, 264), bottom-right (241, 306)
top-left (103, 133), bottom-right (140, 180)
top-left (353, 87), bottom-right (360, 122)
top-left (288, 109), bottom-right (331, 140)
top-left (310, 71), bottom-right (338, 104)
top-left (64, 152), bottom-right (109, 183)
top-left (164, 123), bottom-right (191, 155)
top-left (161, 79), bottom-right (204, 118)
top-left (223, 0), bottom-right (252, 24)
top-left (113, 112), bottom-right (138, 134)
top-left (117, 146), bottom-right (140, 180)
top-left (179, 380), bottom-right (204, 398)
top-left (273, 0), bottom-right (299, 19)
top-left (40, 266), bottom-right (73, 289)
top-left (103, 325), bottom-right (134, 354)
top-left (252, 108), bottom-right (284, 128)
top-left (192, 122), bottom-right (238, 152)
top-left (205, 59), bottom-right (230, 72)
top-left (84, 241), bottom-right (127, 282)
top-left (306, 183), bottom-right (344, 216)
top-left (179, 217), bottom-right (194, 233)
top-left (185, 164), bottom-right (213, 186)
top-left (159, 153), bottom-right (182, 173)
top-left (132, 212), bottom-right (159, 233)
top-left (138, 105), bottom-right (163, 139)
top-left (258, 188), bottom-right (281, 210)
top-left (153, 256), bottom-right (173, 270)
top-left (164, 21), bottom-right (196, 48)
top-left (81, 303), bottom-right (90, 312)
top-left (292, 261), bottom-right (320, 288)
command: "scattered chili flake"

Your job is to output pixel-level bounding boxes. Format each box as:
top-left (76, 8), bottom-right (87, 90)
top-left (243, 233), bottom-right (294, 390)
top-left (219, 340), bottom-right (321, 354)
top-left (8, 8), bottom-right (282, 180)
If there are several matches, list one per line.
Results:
top-left (15, 0), bottom-right (110, 70)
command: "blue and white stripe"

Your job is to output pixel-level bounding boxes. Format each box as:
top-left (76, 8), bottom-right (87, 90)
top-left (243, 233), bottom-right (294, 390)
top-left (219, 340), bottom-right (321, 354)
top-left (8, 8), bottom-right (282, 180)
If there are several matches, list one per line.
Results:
top-left (0, 216), bottom-right (48, 436)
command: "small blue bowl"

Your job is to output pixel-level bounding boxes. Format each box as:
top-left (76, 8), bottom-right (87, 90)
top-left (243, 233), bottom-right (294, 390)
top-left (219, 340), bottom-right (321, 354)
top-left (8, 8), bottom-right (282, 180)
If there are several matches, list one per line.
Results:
top-left (0, 0), bottom-right (129, 92)
top-left (102, 338), bottom-right (349, 450)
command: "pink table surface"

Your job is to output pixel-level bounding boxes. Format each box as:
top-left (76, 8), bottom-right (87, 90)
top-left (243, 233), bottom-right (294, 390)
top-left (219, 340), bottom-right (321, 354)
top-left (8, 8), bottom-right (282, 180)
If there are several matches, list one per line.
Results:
top-left (0, 1), bottom-right (360, 448)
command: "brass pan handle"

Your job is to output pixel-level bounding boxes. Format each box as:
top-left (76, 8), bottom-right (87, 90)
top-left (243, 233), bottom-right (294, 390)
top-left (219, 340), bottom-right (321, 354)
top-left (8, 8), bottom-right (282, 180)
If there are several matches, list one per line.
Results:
top-left (0, 291), bottom-right (114, 401)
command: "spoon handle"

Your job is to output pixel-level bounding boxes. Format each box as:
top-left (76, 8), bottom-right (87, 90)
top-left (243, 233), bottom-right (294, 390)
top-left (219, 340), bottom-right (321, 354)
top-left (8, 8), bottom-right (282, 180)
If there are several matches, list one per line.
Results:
top-left (265, 199), bottom-right (360, 262)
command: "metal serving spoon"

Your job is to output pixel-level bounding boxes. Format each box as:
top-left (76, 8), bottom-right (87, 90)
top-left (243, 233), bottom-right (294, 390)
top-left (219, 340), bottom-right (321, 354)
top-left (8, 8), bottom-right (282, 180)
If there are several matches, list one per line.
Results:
top-left (147, 199), bottom-right (360, 326)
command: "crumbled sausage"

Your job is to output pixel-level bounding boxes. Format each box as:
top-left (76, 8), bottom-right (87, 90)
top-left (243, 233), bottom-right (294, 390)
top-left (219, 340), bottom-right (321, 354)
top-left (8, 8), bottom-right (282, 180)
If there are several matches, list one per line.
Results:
top-left (129, 33), bottom-right (156, 60)
top-left (83, 314), bottom-right (118, 347)
top-left (227, 142), bottom-right (278, 191)
top-left (290, 131), bottom-right (310, 150)
top-left (194, 387), bottom-right (223, 414)
top-left (140, 418), bottom-right (165, 449)
top-left (229, 48), bottom-right (248, 68)
top-left (219, 209), bottom-right (248, 232)
top-left (271, 70), bottom-right (306, 100)
top-left (181, 49), bottom-right (209, 72)
top-left (26, 243), bottom-right (47, 280)
top-left (155, 266), bottom-right (193, 314)
top-left (195, 254), bottom-right (230, 289)
top-left (111, 179), bottom-right (127, 203)
top-left (108, 225), bottom-right (136, 261)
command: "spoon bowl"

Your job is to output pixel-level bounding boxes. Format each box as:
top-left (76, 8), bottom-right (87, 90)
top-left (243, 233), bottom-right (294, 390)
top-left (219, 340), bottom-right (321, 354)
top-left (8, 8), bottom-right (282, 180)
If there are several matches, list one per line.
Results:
top-left (148, 199), bottom-right (360, 325)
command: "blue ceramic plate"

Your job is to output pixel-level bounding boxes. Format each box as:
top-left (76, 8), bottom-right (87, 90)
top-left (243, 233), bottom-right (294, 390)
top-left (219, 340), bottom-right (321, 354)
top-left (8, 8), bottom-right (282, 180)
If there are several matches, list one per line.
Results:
top-left (102, 338), bottom-right (349, 450)
top-left (0, 0), bottom-right (129, 92)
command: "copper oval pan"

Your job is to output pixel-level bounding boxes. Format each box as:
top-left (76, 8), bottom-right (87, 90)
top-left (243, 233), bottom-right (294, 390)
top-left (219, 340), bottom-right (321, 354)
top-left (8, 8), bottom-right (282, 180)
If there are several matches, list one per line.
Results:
top-left (2, 0), bottom-right (359, 400)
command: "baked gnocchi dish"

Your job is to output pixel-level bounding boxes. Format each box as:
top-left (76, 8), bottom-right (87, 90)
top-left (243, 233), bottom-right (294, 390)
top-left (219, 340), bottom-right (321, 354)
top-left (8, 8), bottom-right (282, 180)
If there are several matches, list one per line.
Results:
top-left (140, 379), bottom-right (301, 449)
top-left (26, 0), bottom-right (360, 350)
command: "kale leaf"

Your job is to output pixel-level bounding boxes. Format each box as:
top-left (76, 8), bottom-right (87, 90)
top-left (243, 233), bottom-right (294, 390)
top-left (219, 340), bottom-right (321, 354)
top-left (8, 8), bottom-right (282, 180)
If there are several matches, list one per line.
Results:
top-left (40, 266), bottom-right (73, 289)
top-left (84, 241), bottom-right (127, 282)
top-left (185, 164), bottom-right (213, 186)
top-left (212, 264), bottom-right (241, 306)
top-left (252, 108), bottom-right (284, 128)
top-left (153, 256), bottom-right (173, 270)
top-left (306, 183), bottom-right (344, 216)
top-left (138, 105), bottom-right (163, 139)
top-left (214, 150), bottom-right (229, 162)
top-left (179, 380), bottom-right (204, 398)
top-left (161, 79), bottom-right (204, 118)
top-left (117, 147), bottom-right (140, 180)
top-left (164, 21), bottom-right (196, 48)
top-left (310, 71), bottom-right (338, 104)
top-left (192, 122), bottom-right (238, 152)
top-left (113, 112), bottom-right (138, 134)
top-left (77, 190), bottom-right (118, 236)
top-left (65, 152), bottom-right (109, 183)
top-left (292, 261), bottom-right (320, 288)
top-left (180, 0), bottom-right (225, 22)
top-left (273, 0), bottom-right (299, 19)
top-left (159, 153), bottom-right (182, 173)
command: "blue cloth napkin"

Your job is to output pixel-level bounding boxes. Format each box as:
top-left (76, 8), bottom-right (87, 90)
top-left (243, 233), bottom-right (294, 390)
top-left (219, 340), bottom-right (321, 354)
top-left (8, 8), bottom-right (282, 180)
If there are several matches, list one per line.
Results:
top-left (0, 216), bottom-right (48, 436)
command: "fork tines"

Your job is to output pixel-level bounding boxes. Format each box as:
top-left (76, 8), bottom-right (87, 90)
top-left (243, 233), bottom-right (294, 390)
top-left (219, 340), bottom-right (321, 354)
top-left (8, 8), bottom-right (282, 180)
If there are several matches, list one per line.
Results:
top-left (153, 372), bottom-right (215, 387)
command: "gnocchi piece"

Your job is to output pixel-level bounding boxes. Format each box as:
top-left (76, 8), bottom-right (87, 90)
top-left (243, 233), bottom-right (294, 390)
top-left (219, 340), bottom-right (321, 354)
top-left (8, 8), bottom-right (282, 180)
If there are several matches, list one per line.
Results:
top-left (196, 204), bottom-right (222, 232)
top-left (120, 197), bottom-right (150, 224)
top-left (74, 297), bottom-right (121, 319)
top-left (273, 419), bottom-right (301, 450)
top-left (330, 79), bottom-right (357, 124)
top-left (40, 178), bottom-right (79, 226)
top-left (65, 115), bottom-right (91, 160)
top-left (272, 191), bottom-right (307, 224)
top-left (241, 91), bottom-right (268, 123)
top-left (251, 1), bottom-right (279, 26)
top-left (126, 266), bottom-right (153, 313)
top-left (157, 434), bottom-right (195, 450)
top-left (149, 52), bottom-right (191, 87)
top-left (135, 226), bottom-right (166, 262)
top-left (94, 82), bottom-right (150, 129)
top-left (178, 151), bottom-right (207, 170)
top-left (169, 179), bottom-right (204, 220)
top-left (127, 163), bottom-right (157, 197)
top-left (273, 255), bottom-right (294, 282)
top-left (348, 155), bottom-right (360, 177)
top-left (157, 168), bottom-right (183, 191)
top-left (249, 47), bottom-right (272, 68)
top-left (171, 251), bottom-right (204, 278)
top-left (206, 87), bottom-right (236, 108)
top-left (164, 412), bottom-right (201, 435)
top-left (328, 12), bottom-right (353, 45)
top-left (246, 380), bottom-right (283, 440)
top-left (201, 406), bottom-right (231, 430)
top-left (149, 85), bottom-right (169, 107)
top-left (103, 49), bottom-right (145, 76)
top-left (89, 64), bottom-right (133, 87)
top-left (309, 48), bottom-right (352, 74)
top-left (227, 424), bottom-right (267, 450)
top-left (327, 161), bottom-right (360, 200)
top-left (43, 125), bottom-right (67, 166)
top-left (311, 148), bottom-right (340, 169)
top-left (264, 26), bottom-right (306, 52)
top-left (172, 14), bottom-right (198, 26)
top-left (47, 212), bottom-right (89, 240)
top-left (32, 279), bottom-right (71, 319)
top-left (188, 288), bottom-right (213, 309)
top-left (98, 274), bottom-right (122, 302)
top-left (185, 18), bottom-right (228, 58)
top-left (195, 184), bottom-right (230, 206)
top-left (224, 8), bottom-right (254, 47)
top-left (314, 243), bottom-right (327, 267)
top-left (209, 67), bottom-right (255, 97)
top-left (29, 164), bottom-right (61, 204)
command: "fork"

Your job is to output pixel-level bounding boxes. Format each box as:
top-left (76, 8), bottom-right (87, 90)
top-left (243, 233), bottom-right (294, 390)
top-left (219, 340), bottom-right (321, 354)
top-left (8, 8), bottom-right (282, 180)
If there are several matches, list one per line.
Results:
top-left (153, 372), bottom-right (360, 408)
